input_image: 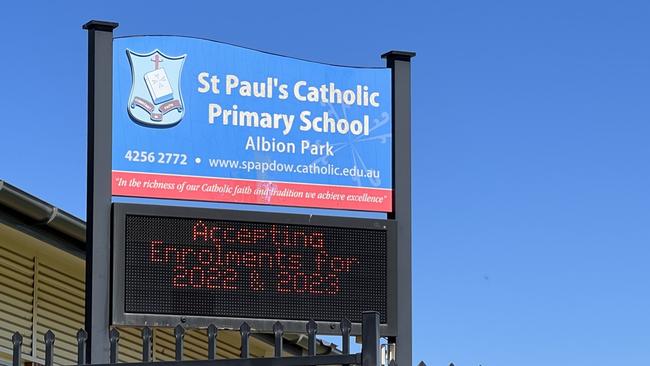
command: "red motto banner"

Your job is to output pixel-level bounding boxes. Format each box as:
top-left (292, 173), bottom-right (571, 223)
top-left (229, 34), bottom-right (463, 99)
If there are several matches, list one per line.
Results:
top-left (112, 171), bottom-right (392, 212)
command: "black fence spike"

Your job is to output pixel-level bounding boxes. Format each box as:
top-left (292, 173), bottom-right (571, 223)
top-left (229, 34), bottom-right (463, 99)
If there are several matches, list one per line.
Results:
top-left (9, 314), bottom-right (384, 366)
top-left (174, 324), bottom-right (185, 361)
top-left (141, 326), bottom-right (152, 362)
top-left (240, 322), bottom-right (251, 359)
top-left (207, 324), bottom-right (218, 360)
top-left (273, 321), bottom-right (284, 357)
top-left (340, 318), bottom-right (351, 355)
top-left (44, 330), bottom-right (55, 366)
top-left (76, 329), bottom-right (87, 365)
top-left (12, 332), bottom-right (22, 366)
top-left (306, 319), bottom-right (317, 356)
top-left (418, 362), bottom-right (427, 366)
top-left (109, 328), bottom-right (120, 364)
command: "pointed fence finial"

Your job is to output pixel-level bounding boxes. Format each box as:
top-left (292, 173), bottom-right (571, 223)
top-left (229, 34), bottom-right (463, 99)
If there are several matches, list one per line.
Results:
top-left (109, 328), bottom-right (120, 363)
top-left (340, 318), bottom-right (351, 355)
top-left (44, 330), bottom-right (55, 366)
top-left (76, 329), bottom-right (87, 365)
top-left (273, 321), bottom-right (284, 357)
top-left (174, 324), bottom-right (185, 361)
top-left (240, 322), bottom-right (251, 359)
top-left (307, 319), bottom-right (318, 356)
top-left (12, 332), bottom-right (23, 366)
top-left (207, 324), bottom-right (218, 360)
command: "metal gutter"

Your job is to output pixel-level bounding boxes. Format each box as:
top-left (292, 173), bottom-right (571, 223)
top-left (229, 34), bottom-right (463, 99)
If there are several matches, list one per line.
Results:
top-left (0, 180), bottom-right (85, 242)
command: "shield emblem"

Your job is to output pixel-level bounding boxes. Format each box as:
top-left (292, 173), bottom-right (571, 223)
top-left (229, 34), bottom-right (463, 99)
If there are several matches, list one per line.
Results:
top-left (127, 49), bottom-right (186, 127)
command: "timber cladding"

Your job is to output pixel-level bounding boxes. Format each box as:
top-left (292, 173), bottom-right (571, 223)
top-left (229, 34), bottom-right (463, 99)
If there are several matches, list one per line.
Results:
top-left (0, 223), bottom-right (274, 366)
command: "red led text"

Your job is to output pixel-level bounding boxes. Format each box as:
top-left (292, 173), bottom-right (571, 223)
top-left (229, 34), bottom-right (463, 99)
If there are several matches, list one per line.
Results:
top-left (147, 221), bottom-right (360, 295)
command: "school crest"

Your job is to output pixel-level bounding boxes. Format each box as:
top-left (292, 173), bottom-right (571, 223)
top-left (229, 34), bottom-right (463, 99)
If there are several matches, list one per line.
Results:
top-left (127, 49), bottom-right (186, 127)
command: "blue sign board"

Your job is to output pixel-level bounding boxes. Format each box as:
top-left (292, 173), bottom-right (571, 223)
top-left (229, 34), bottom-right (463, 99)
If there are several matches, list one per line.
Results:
top-left (112, 36), bottom-right (392, 211)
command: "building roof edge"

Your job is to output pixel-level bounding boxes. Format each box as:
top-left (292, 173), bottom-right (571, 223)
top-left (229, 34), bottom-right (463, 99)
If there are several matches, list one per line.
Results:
top-left (0, 180), bottom-right (86, 243)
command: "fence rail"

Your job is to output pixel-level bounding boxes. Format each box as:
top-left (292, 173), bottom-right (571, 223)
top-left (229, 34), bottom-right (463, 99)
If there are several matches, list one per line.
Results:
top-left (10, 312), bottom-right (380, 366)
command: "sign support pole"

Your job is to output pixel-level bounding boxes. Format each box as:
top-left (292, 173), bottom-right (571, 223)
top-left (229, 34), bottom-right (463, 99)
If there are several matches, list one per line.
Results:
top-left (83, 19), bottom-right (118, 364)
top-left (382, 50), bottom-right (415, 366)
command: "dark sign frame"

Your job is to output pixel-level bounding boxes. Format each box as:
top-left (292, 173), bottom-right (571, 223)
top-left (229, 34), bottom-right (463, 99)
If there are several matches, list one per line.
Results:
top-left (111, 202), bottom-right (397, 336)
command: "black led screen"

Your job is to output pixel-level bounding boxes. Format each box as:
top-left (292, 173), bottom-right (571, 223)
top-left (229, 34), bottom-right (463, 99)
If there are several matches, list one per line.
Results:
top-left (121, 212), bottom-right (388, 324)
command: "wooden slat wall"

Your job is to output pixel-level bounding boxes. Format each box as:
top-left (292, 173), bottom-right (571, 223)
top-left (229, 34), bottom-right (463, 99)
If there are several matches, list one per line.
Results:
top-left (35, 262), bottom-right (85, 365)
top-left (0, 224), bottom-right (276, 365)
top-left (0, 241), bottom-right (34, 359)
top-left (116, 327), bottom-right (143, 363)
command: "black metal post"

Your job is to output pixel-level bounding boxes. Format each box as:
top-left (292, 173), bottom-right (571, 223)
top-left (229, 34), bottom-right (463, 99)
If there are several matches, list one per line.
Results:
top-left (340, 318), bottom-right (351, 355)
top-left (273, 321), bottom-right (284, 357)
top-left (207, 325), bottom-right (217, 360)
top-left (109, 328), bottom-right (120, 363)
top-left (341, 318), bottom-right (351, 366)
top-left (240, 322), bottom-right (251, 359)
top-left (306, 320), bottom-right (317, 356)
top-left (174, 325), bottom-right (185, 361)
top-left (361, 312), bottom-right (380, 366)
top-left (382, 50), bottom-right (415, 366)
top-left (77, 329), bottom-right (88, 365)
top-left (83, 19), bottom-right (119, 365)
top-left (12, 332), bottom-right (22, 366)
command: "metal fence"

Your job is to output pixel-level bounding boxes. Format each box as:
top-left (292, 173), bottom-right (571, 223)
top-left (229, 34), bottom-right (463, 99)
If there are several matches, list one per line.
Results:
top-left (9, 312), bottom-right (380, 366)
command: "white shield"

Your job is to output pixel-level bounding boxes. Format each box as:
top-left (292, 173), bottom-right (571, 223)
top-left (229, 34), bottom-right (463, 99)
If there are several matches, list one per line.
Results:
top-left (127, 49), bottom-right (186, 128)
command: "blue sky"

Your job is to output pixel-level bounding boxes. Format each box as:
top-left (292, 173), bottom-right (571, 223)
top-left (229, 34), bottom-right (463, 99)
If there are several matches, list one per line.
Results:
top-left (1, 1), bottom-right (650, 365)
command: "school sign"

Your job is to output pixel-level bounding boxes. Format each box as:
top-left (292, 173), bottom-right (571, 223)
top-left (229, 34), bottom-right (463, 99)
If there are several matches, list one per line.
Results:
top-left (112, 36), bottom-right (392, 211)
top-left (82, 20), bottom-right (413, 366)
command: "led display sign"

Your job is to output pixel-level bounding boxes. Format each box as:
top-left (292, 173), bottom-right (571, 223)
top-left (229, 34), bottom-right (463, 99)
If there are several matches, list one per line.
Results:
top-left (111, 203), bottom-right (397, 335)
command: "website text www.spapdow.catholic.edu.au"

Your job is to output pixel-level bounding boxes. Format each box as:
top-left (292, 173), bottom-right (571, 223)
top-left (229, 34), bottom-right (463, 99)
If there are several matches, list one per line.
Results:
top-left (208, 158), bottom-right (381, 180)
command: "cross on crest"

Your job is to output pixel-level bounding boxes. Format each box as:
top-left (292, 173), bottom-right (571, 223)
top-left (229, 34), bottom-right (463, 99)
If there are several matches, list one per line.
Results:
top-left (151, 54), bottom-right (163, 70)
